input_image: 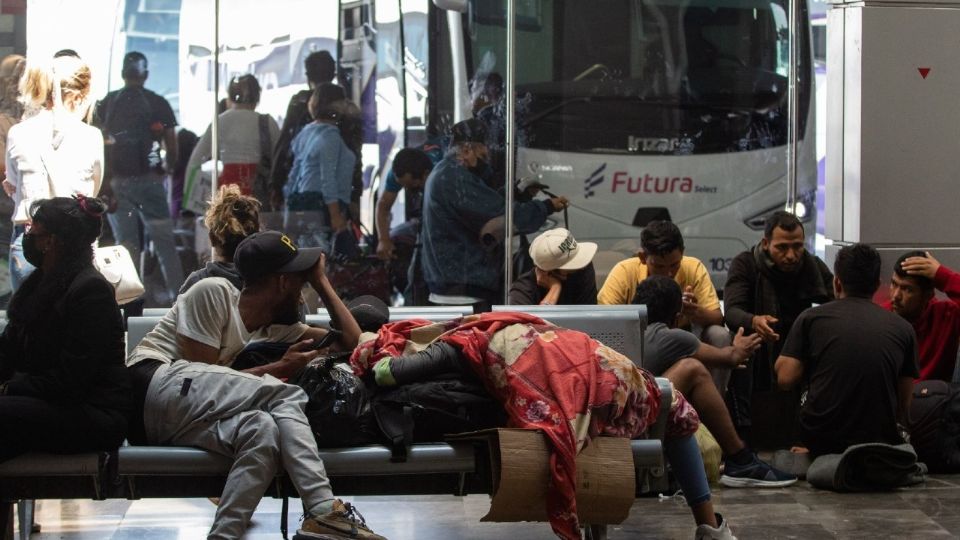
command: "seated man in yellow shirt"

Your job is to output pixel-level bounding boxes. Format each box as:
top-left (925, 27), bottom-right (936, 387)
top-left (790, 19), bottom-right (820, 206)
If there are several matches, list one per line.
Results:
top-left (599, 220), bottom-right (732, 389)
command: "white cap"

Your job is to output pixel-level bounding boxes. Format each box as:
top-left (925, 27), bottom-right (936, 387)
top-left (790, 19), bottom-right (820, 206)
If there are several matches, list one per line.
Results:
top-left (529, 228), bottom-right (597, 272)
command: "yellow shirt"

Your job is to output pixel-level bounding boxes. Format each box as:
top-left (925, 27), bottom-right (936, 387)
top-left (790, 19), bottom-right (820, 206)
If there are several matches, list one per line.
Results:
top-left (597, 255), bottom-right (721, 328)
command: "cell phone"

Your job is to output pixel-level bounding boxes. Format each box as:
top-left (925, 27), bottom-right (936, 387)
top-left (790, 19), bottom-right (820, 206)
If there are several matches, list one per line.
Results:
top-left (311, 329), bottom-right (342, 351)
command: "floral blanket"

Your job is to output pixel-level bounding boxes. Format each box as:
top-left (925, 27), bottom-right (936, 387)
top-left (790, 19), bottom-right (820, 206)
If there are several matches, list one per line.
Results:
top-left (351, 312), bottom-right (699, 539)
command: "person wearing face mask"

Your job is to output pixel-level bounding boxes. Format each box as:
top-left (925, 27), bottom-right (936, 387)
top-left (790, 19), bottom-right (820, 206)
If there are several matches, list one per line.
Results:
top-left (3, 55), bottom-right (103, 291)
top-left (723, 211), bottom-right (834, 444)
top-left (420, 118), bottom-right (569, 309)
top-left (0, 196), bottom-right (130, 462)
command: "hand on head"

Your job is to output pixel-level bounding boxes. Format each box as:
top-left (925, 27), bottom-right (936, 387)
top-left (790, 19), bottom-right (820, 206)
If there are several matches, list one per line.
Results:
top-left (900, 251), bottom-right (940, 279)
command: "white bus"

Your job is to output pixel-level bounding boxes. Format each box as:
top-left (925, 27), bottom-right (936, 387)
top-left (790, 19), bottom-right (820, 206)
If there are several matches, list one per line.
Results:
top-left (27, 0), bottom-right (817, 295)
top-left (429, 0), bottom-right (818, 289)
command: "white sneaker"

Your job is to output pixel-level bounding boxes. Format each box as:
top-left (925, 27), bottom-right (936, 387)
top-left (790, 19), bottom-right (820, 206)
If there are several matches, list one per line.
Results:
top-left (695, 513), bottom-right (737, 540)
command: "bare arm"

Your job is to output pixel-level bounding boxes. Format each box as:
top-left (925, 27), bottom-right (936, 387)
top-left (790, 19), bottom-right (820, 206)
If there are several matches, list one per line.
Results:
top-left (242, 339), bottom-right (322, 379)
top-left (774, 354), bottom-right (804, 390)
top-left (308, 253), bottom-right (361, 351)
top-left (327, 200), bottom-right (347, 232)
top-left (691, 307), bottom-right (724, 327)
top-left (163, 127), bottom-right (178, 174)
top-left (375, 190), bottom-right (398, 260)
top-left (693, 327), bottom-right (761, 368)
top-left (897, 376), bottom-right (913, 426)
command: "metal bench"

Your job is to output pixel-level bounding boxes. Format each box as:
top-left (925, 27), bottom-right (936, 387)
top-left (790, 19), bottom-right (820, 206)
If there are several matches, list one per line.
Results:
top-left (3, 307), bottom-right (663, 540)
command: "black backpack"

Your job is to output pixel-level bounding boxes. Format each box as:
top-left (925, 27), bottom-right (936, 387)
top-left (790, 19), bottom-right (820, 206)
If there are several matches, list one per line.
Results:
top-left (372, 377), bottom-right (506, 461)
top-left (102, 87), bottom-right (155, 176)
top-left (910, 380), bottom-right (960, 472)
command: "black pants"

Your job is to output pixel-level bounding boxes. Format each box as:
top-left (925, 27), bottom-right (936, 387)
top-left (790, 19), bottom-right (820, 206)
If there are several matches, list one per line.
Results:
top-left (0, 395), bottom-right (127, 463)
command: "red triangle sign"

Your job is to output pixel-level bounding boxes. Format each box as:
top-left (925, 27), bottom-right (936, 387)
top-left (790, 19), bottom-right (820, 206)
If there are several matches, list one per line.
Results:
top-left (919, 67), bottom-right (931, 79)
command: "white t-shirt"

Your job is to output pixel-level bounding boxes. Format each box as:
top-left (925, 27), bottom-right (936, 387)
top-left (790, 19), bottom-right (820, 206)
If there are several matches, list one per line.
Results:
top-left (126, 277), bottom-right (309, 367)
top-left (6, 109), bottom-right (104, 223)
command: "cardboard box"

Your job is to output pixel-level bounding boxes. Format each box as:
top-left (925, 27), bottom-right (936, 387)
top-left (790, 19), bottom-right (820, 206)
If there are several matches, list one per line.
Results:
top-left (449, 428), bottom-right (635, 524)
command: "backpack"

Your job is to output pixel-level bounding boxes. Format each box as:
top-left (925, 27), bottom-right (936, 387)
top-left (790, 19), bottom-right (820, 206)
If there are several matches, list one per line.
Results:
top-left (372, 378), bottom-right (506, 461)
top-left (910, 380), bottom-right (960, 472)
top-left (102, 87), bottom-right (156, 176)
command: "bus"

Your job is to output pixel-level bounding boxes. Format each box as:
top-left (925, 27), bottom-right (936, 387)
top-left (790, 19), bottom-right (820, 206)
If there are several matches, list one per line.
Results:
top-left (428, 0), bottom-right (818, 289)
top-left (25, 0), bottom-right (817, 294)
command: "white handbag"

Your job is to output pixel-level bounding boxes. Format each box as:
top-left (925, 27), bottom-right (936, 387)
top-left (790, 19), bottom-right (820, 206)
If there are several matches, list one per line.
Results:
top-left (94, 244), bottom-right (145, 305)
top-left (36, 146), bottom-right (145, 305)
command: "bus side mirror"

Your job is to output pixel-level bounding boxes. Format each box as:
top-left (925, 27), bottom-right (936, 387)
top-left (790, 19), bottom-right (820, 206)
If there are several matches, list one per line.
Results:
top-left (433, 0), bottom-right (468, 12)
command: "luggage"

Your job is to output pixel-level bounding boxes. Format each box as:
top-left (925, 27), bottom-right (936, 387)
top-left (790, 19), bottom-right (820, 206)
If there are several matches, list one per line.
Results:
top-left (372, 378), bottom-right (506, 461)
top-left (326, 254), bottom-right (391, 304)
top-left (909, 380), bottom-right (960, 473)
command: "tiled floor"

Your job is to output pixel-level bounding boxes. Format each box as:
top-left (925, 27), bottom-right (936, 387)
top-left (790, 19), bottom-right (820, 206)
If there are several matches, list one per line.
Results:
top-left (13, 475), bottom-right (960, 539)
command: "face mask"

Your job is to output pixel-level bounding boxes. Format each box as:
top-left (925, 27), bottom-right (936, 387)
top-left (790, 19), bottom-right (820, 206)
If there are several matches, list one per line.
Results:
top-left (22, 233), bottom-right (45, 267)
top-left (470, 159), bottom-right (493, 181)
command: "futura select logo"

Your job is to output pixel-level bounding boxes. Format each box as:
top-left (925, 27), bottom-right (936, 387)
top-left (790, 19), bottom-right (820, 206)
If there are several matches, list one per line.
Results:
top-left (583, 164), bottom-right (606, 199)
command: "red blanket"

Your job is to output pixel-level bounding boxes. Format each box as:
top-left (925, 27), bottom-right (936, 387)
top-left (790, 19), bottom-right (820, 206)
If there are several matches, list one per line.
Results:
top-left (351, 312), bottom-right (699, 539)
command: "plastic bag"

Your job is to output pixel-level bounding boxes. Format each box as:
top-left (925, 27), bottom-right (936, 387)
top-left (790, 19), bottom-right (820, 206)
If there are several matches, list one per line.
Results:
top-left (292, 356), bottom-right (381, 448)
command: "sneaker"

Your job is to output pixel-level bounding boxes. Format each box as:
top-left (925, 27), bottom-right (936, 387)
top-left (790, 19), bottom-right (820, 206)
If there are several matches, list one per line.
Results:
top-left (720, 452), bottom-right (798, 488)
top-left (294, 499), bottom-right (387, 540)
top-left (695, 513), bottom-right (737, 540)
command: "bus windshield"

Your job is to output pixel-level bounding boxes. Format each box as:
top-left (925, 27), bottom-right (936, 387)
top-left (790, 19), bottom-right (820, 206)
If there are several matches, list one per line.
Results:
top-left (470, 0), bottom-right (809, 155)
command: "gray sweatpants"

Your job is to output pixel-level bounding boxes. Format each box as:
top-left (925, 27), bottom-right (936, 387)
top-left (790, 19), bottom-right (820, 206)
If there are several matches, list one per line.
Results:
top-left (144, 361), bottom-right (335, 540)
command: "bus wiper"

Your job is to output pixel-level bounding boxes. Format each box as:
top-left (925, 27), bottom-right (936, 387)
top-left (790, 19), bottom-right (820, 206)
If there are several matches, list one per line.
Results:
top-left (521, 96), bottom-right (592, 128)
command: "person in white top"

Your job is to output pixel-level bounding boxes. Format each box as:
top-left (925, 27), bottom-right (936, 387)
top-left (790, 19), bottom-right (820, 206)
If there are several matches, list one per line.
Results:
top-left (186, 74), bottom-right (279, 208)
top-left (3, 55), bottom-right (103, 290)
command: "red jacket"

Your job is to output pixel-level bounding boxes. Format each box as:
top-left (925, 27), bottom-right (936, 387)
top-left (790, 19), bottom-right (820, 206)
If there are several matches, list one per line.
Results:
top-left (882, 265), bottom-right (960, 381)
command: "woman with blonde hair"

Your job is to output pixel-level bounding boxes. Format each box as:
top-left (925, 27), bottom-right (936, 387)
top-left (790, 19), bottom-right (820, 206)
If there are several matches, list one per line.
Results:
top-left (3, 55), bottom-right (103, 290)
top-left (179, 184), bottom-right (261, 293)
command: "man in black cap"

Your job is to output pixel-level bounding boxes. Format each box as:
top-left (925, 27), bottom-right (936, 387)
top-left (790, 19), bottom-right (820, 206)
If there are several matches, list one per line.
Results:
top-left (420, 118), bottom-right (569, 308)
top-left (94, 51), bottom-right (183, 302)
top-left (125, 231), bottom-right (385, 540)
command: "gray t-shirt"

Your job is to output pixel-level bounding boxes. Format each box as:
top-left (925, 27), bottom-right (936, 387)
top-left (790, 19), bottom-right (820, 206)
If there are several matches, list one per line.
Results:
top-left (643, 322), bottom-right (701, 375)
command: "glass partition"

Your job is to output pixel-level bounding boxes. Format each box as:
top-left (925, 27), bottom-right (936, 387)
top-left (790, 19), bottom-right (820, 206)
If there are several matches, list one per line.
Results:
top-left (13, 0), bottom-right (815, 309)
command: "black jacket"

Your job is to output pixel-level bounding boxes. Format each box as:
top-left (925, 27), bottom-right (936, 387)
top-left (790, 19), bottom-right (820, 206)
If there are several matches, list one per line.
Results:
top-left (724, 244), bottom-right (834, 367)
top-left (0, 266), bottom-right (131, 420)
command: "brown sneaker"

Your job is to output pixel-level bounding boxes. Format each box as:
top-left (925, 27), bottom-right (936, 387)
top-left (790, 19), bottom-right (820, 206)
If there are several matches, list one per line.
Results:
top-left (294, 499), bottom-right (387, 540)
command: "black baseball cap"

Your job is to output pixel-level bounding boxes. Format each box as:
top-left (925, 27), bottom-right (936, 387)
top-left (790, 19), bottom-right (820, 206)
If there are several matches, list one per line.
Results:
top-left (234, 231), bottom-right (322, 282)
top-left (331, 295), bottom-right (391, 333)
top-left (451, 118), bottom-right (487, 145)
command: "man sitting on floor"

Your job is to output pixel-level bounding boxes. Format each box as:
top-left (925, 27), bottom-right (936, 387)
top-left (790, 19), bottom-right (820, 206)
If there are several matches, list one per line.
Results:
top-left (775, 243), bottom-right (918, 456)
top-left (884, 251), bottom-right (960, 381)
top-left (634, 275), bottom-right (797, 488)
top-left (598, 220), bottom-right (731, 362)
top-left (126, 231), bottom-right (385, 540)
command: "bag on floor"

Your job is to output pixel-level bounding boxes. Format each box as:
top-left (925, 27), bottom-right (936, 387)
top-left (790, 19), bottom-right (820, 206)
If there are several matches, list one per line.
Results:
top-left (371, 378), bottom-right (506, 461)
top-left (910, 380), bottom-right (960, 473)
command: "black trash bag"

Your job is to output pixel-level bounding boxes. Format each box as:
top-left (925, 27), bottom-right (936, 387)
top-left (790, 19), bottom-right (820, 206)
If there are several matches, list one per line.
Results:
top-left (291, 354), bottom-right (381, 448)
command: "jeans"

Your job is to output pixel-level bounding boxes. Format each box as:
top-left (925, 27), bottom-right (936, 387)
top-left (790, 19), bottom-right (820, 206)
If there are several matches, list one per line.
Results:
top-left (664, 434), bottom-right (712, 507)
top-left (144, 361), bottom-right (335, 540)
top-left (107, 173), bottom-right (184, 297)
top-left (8, 225), bottom-right (34, 292)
